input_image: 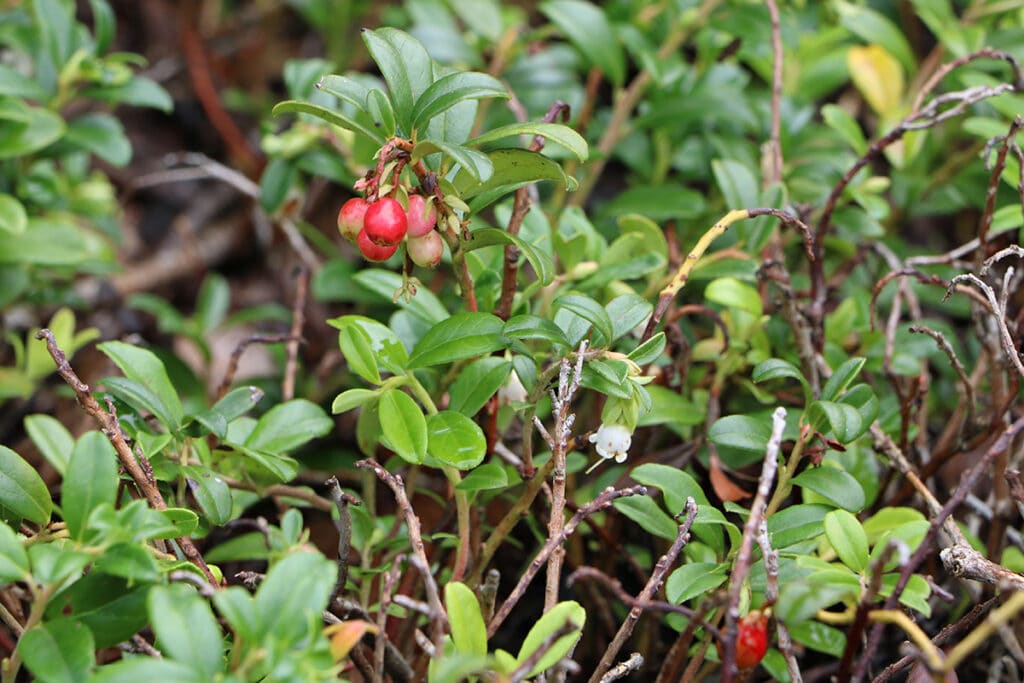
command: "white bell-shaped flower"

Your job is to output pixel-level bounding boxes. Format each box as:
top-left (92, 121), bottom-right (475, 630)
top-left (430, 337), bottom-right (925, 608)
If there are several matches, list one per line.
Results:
top-left (588, 423), bottom-right (632, 464)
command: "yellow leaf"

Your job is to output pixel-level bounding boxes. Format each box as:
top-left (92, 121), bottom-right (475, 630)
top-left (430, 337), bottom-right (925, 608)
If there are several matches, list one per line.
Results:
top-left (325, 620), bottom-right (379, 661)
top-left (847, 45), bottom-right (904, 116)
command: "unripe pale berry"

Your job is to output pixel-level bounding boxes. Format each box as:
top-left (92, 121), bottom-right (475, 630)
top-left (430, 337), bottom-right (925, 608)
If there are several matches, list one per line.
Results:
top-left (363, 197), bottom-right (407, 246)
top-left (407, 231), bottom-right (443, 268)
top-left (357, 228), bottom-right (399, 262)
top-left (337, 197), bottom-right (369, 243)
top-left (406, 194), bottom-right (437, 238)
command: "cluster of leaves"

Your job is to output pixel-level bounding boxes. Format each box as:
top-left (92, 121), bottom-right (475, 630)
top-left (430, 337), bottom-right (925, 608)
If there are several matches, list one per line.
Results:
top-left (3, 0), bottom-right (1024, 681)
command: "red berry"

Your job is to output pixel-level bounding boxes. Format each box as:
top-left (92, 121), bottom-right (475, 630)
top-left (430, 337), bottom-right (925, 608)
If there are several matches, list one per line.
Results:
top-left (735, 610), bottom-right (768, 669)
top-left (337, 197), bottom-right (369, 243)
top-left (357, 228), bottom-right (399, 262)
top-left (363, 197), bottom-right (407, 246)
top-left (406, 194), bottom-right (437, 238)
top-left (407, 231), bottom-right (443, 268)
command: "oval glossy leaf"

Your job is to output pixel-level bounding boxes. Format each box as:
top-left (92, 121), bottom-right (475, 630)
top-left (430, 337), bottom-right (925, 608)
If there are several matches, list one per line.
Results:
top-left (255, 551), bottom-right (337, 645)
top-left (821, 357), bottom-right (867, 401)
top-left (362, 28), bottom-right (433, 134)
top-left (62, 431), bottom-right (118, 540)
top-left (272, 100), bottom-right (385, 144)
top-left (776, 579), bottom-right (852, 625)
top-left (149, 584), bottom-right (224, 679)
top-left (0, 193), bottom-right (27, 235)
top-left (467, 122), bottom-right (588, 161)
top-left (89, 658), bottom-right (202, 683)
top-left (97, 341), bottom-right (184, 429)
top-left (503, 315), bottom-right (569, 348)
top-left (18, 619), bottom-right (95, 683)
top-left (516, 600), bottom-right (586, 677)
top-left (245, 399), bottom-right (332, 454)
top-left (540, 0), bottom-right (624, 85)
top-left (456, 462), bottom-right (509, 492)
top-left (768, 504), bottom-right (829, 549)
top-left (337, 323), bottom-right (382, 385)
top-left (628, 332), bottom-right (666, 365)
top-left (427, 411), bottom-right (486, 470)
top-left (824, 509), bottom-right (869, 573)
top-left (184, 466), bottom-right (233, 526)
top-left (407, 312), bottom-right (507, 368)
top-left (465, 227), bottom-right (556, 286)
top-left (454, 148), bottom-right (575, 209)
top-left (553, 295), bottom-right (613, 347)
top-left (331, 388), bottom-right (378, 415)
top-left (705, 277), bottom-right (763, 316)
top-left (666, 562), bottom-right (728, 604)
top-left (24, 414), bottom-right (73, 477)
top-left (327, 315), bottom-right (410, 373)
top-left (753, 359), bottom-right (809, 394)
top-left (379, 389), bottom-right (427, 464)
top-left (448, 357), bottom-right (511, 417)
top-left (0, 522), bottom-right (28, 582)
top-left (631, 462), bottom-right (710, 512)
top-left (0, 445), bottom-right (52, 526)
top-left (792, 467), bottom-right (865, 512)
top-left (445, 582), bottom-right (487, 656)
top-left (411, 71), bottom-right (507, 131)
top-left (809, 400), bottom-right (863, 444)
top-left (613, 495), bottom-right (678, 540)
top-left (606, 294), bottom-right (653, 342)
top-left (787, 620), bottom-right (847, 657)
top-left (412, 139), bottom-right (493, 183)
top-left (708, 414), bottom-right (772, 454)
top-left (352, 269), bottom-right (449, 324)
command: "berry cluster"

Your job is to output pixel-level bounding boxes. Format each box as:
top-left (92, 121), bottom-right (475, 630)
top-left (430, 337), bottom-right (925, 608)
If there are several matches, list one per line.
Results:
top-left (337, 194), bottom-right (443, 268)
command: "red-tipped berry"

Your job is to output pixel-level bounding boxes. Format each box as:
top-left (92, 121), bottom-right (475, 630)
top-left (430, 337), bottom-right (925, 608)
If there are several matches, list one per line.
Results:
top-left (735, 610), bottom-right (768, 669)
top-left (406, 194), bottom-right (437, 238)
top-left (357, 228), bottom-right (399, 262)
top-left (337, 197), bottom-right (369, 243)
top-left (407, 231), bottom-right (443, 268)
top-left (363, 197), bottom-right (407, 246)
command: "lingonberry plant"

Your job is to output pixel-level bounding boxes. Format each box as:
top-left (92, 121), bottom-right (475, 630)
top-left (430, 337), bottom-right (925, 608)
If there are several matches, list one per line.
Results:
top-left (4, 1), bottom-right (1024, 682)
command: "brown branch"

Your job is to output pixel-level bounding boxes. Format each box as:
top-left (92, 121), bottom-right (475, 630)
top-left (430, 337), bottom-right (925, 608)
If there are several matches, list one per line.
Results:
top-left (911, 48), bottom-right (1022, 115)
top-left (908, 324), bottom-right (975, 429)
top-left (216, 334), bottom-right (298, 399)
top-left (585, 497), bottom-right (699, 683)
top-left (487, 485), bottom-right (649, 638)
top-left (283, 267), bottom-right (309, 401)
top-left (600, 653), bottom-right (644, 683)
top-left (978, 116), bottom-right (1024, 266)
top-left (762, 0), bottom-right (784, 186)
top-left (35, 329), bottom-right (218, 585)
top-left (326, 476), bottom-right (361, 600)
top-left (508, 621), bottom-right (579, 682)
top-left (722, 407), bottom-right (786, 683)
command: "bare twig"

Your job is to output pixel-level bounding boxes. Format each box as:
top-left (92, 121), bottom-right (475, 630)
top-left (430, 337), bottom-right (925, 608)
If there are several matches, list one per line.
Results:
top-left (909, 324), bottom-right (975, 429)
top-left (978, 117), bottom-right (1024, 265)
top-left (910, 48), bottom-right (1022, 115)
top-left (487, 485), bottom-right (649, 637)
top-left (945, 273), bottom-right (1024, 377)
top-left (35, 329), bottom-right (218, 585)
top-left (722, 407), bottom-right (786, 683)
top-left (326, 476), bottom-right (361, 600)
top-left (587, 498), bottom-right (699, 683)
top-left (509, 621), bottom-right (579, 682)
top-left (375, 555), bottom-right (404, 682)
top-left (762, 0), bottom-right (784, 186)
top-left (283, 267), bottom-right (309, 401)
top-left (216, 335), bottom-right (296, 399)
top-left (600, 653), bottom-right (644, 683)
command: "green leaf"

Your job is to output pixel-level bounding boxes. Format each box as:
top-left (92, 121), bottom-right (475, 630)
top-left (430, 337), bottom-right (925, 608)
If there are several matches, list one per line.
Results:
top-left (0, 101), bottom-right (65, 159)
top-left (62, 432), bottom-right (118, 540)
top-left (453, 148), bottom-right (575, 209)
top-left (84, 76), bottom-right (174, 112)
top-left (553, 295), bottom-right (613, 348)
top-left (666, 563), bottom-right (728, 604)
top-left (245, 399), bottom-right (333, 454)
top-left (809, 400), bottom-right (865, 443)
top-left (628, 333), bottom-right (666, 365)
top-left (613, 495), bottom-right (678, 540)
top-left (824, 509), bottom-right (869, 573)
top-left (366, 88), bottom-right (396, 137)
top-left (327, 314), bottom-right (410, 373)
top-left (0, 445), bottom-right (52, 526)
top-left (316, 74), bottom-right (371, 111)
top-left (0, 523), bottom-right (28, 582)
top-left (788, 621), bottom-right (847, 657)
top-left (792, 467), bottom-right (865, 512)
top-left (0, 64), bottom-right (49, 100)
top-left (183, 466), bottom-right (233, 526)
top-left (467, 122), bottom-right (588, 161)
top-left (768, 504), bottom-right (829, 549)
top-left (448, 357), bottom-right (511, 416)
top-left (753, 359), bottom-right (810, 398)
top-left (456, 462), bottom-right (509, 491)
top-left (0, 218), bottom-right (90, 266)
top-left (503, 315), bottom-right (569, 348)
top-left (836, 1), bottom-right (916, 72)
top-left (708, 414), bottom-right (772, 454)
top-left (0, 193), bottom-right (27, 235)
top-left (352, 269), bottom-right (449, 324)
top-left (149, 585), bottom-right (224, 679)
top-left (362, 28), bottom-right (433, 134)
top-left (255, 551), bottom-right (336, 645)
top-left (407, 312), bottom-right (507, 368)
top-left (378, 389), bottom-right (428, 464)
top-left (862, 507), bottom-right (925, 546)
top-left (540, 0), bottom-right (625, 85)
top-left (411, 71), bottom-right (507, 131)
top-left (64, 113), bottom-right (131, 166)
top-left (331, 388), bottom-right (378, 415)
top-left (880, 573), bottom-right (931, 617)
top-left (637, 386), bottom-right (705, 433)
top-left (842, 384), bottom-right (879, 435)
top-left (606, 294), bottom-right (653, 342)
top-left (18, 620), bottom-right (94, 683)
top-left (272, 100), bottom-right (386, 144)
top-left (516, 600), bottom-right (586, 677)
top-left (712, 159), bottom-right (759, 210)
top-left (821, 104), bottom-right (867, 155)
top-left (259, 157), bottom-right (296, 214)
top-left (821, 357), bottom-right (866, 401)
top-left (337, 323), bottom-right (382, 385)
top-left (465, 226), bottom-right (556, 286)
top-left (776, 579), bottom-right (851, 625)
top-left (24, 414), bottom-right (74, 477)
top-left (98, 341), bottom-right (184, 429)
top-left (212, 586), bottom-right (258, 641)
top-left (427, 411), bottom-right (487, 470)
top-left (89, 658), bottom-right (203, 683)
top-left (47, 574), bottom-right (149, 648)
top-left (413, 138), bottom-right (494, 183)
top-left (705, 277), bottom-right (763, 316)
top-left (445, 582), bottom-right (487, 656)
top-left (93, 543), bottom-right (158, 583)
